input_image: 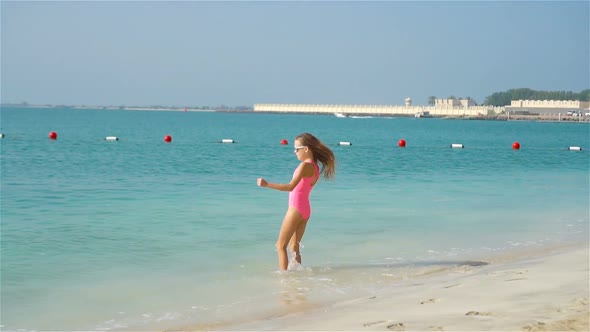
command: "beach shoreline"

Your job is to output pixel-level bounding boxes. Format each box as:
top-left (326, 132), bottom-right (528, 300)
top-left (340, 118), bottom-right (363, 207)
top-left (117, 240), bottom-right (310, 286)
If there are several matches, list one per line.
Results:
top-left (169, 241), bottom-right (589, 331)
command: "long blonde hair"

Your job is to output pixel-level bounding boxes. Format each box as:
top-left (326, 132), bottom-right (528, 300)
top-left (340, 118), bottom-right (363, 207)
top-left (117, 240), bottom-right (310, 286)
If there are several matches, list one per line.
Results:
top-left (296, 132), bottom-right (336, 180)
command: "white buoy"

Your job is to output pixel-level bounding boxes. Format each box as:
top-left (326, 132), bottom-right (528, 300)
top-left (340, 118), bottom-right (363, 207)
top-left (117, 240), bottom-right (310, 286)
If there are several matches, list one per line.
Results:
top-left (450, 143), bottom-right (464, 149)
top-left (0, 134), bottom-right (4, 138)
top-left (339, 141), bottom-right (352, 146)
top-left (105, 136), bottom-right (119, 141)
top-left (568, 146), bottom-right (582, 151)
top-left (221, 139), bottom-right (235, 143)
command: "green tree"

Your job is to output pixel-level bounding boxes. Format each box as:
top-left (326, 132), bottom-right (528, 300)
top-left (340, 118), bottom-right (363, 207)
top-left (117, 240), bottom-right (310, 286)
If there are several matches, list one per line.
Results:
top-left (428, 96), bottom-right (436, 106)
top-left (484, 92), bottom-right (512, 106)
top-left (483, 89), bottom-right (589, 106)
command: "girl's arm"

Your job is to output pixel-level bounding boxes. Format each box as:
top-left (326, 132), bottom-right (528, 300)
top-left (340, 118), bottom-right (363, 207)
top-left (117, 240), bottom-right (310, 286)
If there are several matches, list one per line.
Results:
top-left (257, 162), bottom-right (314, 191)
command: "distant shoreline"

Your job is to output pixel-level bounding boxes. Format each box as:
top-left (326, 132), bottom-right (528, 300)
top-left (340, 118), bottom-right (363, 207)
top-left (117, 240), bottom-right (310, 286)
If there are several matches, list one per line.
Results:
top-left (2, 105), bottom-right (588, 123)
top-left (0, 104), bottom-right (220, 112)
top-left (220, 109), bottom-right (590, 123)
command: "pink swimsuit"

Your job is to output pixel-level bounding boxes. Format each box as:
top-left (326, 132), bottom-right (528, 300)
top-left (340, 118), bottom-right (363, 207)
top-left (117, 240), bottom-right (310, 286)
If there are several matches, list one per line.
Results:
top-left (289, 161), bottom-right (320, 220)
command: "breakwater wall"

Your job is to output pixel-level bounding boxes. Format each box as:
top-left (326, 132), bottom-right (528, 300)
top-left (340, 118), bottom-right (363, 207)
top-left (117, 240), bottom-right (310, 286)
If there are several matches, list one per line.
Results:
top-left (253, 104), bottom-right (505, 117)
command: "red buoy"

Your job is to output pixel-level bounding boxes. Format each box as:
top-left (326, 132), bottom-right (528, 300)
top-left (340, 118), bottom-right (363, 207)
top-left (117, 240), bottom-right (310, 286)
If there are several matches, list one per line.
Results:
top-left (164, 135), bottom-right (172, 143)
top-left (48, 131), bottom-right (57, 140)
top-left (280, 139), bottom-right (288, 145)
top-left (398, 139), bottom-right (406, 147)
top-left (512, 142), bottom-right (520, 150)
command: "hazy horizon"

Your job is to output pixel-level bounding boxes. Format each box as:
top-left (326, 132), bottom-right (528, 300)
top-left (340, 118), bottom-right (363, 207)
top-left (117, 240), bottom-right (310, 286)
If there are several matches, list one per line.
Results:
top-left (2, 1), bottom-right (589, 107)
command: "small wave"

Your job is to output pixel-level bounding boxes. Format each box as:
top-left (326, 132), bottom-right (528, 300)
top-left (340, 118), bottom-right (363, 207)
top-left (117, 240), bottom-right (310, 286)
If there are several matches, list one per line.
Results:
top-left (155, 312), bottom-right (182, 322)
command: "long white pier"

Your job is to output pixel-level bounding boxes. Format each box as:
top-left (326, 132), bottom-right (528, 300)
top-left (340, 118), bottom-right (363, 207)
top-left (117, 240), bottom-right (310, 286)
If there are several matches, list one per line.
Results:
top-left (253, 103), bottom-right (505, 117)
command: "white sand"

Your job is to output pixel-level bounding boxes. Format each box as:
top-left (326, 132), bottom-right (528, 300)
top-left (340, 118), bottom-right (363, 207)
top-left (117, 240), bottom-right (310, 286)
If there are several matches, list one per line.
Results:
top-left (198, 243), bottom-right (589, 331)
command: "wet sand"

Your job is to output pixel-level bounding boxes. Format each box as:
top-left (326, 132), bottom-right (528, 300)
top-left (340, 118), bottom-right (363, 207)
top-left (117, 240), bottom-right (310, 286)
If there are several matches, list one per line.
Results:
top-left (178, 243), bottom-right (589, 331)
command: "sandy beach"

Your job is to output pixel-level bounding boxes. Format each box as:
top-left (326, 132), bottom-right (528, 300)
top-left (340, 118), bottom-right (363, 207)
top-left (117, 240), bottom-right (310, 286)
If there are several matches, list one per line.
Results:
top-left (172, 243), bottom-right (589, 332)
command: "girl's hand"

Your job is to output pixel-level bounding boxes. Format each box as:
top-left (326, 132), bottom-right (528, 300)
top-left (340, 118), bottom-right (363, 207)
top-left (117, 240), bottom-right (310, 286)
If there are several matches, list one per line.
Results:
top-left (257, 178), bottom-right (267, 187)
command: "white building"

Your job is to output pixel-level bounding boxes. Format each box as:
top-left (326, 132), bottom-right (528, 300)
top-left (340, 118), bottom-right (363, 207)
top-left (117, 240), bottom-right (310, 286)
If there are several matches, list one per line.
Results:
top-left (506, 100), bottom-right (590, 115)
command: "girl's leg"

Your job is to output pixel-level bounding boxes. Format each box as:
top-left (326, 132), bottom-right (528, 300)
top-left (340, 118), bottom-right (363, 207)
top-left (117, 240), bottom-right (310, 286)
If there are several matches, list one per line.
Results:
top-left (289, 218), bottom-right (308, 265)
top-left (276, 208), bottom-right (305, 270)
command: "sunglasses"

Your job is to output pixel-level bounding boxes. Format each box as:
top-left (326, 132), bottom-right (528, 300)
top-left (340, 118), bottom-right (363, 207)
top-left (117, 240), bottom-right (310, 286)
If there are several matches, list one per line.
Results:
top-left (294, 145), bottom-right (307, 152)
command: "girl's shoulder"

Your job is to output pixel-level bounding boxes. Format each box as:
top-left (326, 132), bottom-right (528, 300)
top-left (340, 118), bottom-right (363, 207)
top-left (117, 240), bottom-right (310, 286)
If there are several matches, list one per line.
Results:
top-left (301, 159), bottom-right (317, 166)
top-left (298, 160), bottom-right (316, 175)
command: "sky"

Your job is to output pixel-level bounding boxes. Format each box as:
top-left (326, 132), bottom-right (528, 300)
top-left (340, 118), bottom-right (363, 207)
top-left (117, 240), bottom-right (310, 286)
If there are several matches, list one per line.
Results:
top-left (1, 1), bottom-right (589, 107)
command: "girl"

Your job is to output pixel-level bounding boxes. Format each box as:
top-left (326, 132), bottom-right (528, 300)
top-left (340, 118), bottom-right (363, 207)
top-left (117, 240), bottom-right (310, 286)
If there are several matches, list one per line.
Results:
top-left (257, 133), bottom-right (336, 271)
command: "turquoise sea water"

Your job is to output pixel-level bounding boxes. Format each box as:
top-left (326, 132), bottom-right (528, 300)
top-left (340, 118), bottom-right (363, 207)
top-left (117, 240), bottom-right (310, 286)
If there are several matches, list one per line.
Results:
top-left (1, 107), bottom-right (589, 331)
